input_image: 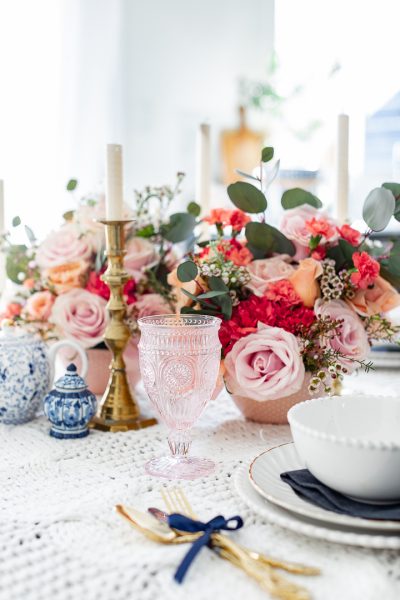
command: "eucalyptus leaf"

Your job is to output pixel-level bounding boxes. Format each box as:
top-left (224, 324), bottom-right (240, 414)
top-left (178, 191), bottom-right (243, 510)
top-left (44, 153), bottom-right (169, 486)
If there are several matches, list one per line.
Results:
top-left (385, 241), bottom-right (400, 276)
top-left (187, 201), bottom-right (201, 217)
top-left (261, 147), bottom-right (274, 163)
top-left (163, 212), bottom-right (196, 243)
top-left (245, 222), bottom-right (295, 256)
top-left (281, 188), bottom-right (322, 210)
top-left (177, 260), bottom-right (198, 283)
top-left (227, 182), bottom-right (267, 213)
top-left (6, 244), bottom-right (29, 283)
top-left (217, 293), bottom-right (233, 320)
top-left (66, 179), bottom-right (78, 191)
top-left (235, 169), bottom-right (260, 182)
top-left (380, 266), bottom-right (400, 289)
top-left (180, 306), bottom-right (218, 316)
top-left (181, 288), bottom-right (199, 303)
top-left (197, 290), bottom-right (227, 300)
top-left (363, 187), bottom-right (395, 231)
top-left (382, 182), bottom-right (400, 197)
top-left (208, 276), bottom-right (229, 292)
top-left (338, 239), bottom-right (355, 263)
top-left (24, 225), bottom-right (36, 244)
top-left (264, 159), bottom-right (280, 189)
top-left (12, 216), bottom-right (21, 227)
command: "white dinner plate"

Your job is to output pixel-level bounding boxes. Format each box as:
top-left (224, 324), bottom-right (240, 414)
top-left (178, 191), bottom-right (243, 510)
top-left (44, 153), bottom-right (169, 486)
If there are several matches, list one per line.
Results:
top-left (249, 443), bottom-right (400, 533)
top-left (234, 465), bottom-right (400, 550)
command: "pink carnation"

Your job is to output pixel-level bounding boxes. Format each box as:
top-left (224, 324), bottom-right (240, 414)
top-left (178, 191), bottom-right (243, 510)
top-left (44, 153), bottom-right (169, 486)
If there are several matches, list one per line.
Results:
top-left (51, 288), bottom-right (107, 348)
top-left (224, 323), bottom-right (305, 402)
top-left (36, 224), bottom-right (95, 269)
top-left (280, 205), bottom-right (338, 261)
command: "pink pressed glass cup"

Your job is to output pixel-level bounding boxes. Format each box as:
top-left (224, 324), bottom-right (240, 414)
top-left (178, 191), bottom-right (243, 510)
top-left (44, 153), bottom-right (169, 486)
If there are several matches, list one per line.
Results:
top-left (138, 314), bottom-right (221, 479)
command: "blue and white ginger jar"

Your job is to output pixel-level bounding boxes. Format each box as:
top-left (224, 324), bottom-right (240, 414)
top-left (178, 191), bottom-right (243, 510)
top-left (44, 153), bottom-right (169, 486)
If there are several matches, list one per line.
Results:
top-left (43, 363), bottom-right (97, 439)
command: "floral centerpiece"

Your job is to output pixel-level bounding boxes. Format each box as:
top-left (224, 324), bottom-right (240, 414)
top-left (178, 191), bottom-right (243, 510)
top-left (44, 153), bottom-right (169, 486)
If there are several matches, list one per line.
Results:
top-left (0, 175), bottom-right (198, 393)
top-left (169, 147), bottom-right (400, 423)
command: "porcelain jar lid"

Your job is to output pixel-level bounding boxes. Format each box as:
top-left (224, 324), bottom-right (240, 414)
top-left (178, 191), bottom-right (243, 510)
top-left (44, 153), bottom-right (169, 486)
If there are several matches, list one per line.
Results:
top-left (55, 364), bottom-right (87, 392)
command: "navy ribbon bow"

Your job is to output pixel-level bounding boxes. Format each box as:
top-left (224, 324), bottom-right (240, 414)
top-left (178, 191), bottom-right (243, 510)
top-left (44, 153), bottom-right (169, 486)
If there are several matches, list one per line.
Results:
top-left (168, 512), bottom-right (244, 583)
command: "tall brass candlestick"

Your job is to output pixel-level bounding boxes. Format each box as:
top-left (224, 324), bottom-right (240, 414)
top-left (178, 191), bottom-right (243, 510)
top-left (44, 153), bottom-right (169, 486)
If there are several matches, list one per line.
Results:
top-left (90, 220), bottom-right (157, 432)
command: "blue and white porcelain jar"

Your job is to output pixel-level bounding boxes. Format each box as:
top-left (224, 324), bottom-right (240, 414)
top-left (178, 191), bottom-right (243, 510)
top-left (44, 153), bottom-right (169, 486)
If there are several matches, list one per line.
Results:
top-left (0, 325), bottom-right (88, 425)
top-left (43, 363), bottom-right (97, 439)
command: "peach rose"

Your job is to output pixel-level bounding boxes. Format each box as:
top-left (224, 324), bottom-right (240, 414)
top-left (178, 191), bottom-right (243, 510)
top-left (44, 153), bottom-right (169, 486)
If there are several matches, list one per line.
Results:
top-left (43, 261), bottom-right (88, 294)
top-left (348, 276), bottom-right (400, 317)
top-left (51, 288), bottom-right (107, 348)
top-left (246, 256), bottom-right (295, 296)
top-left (289, 258), bottom-right (323, 308)
top-left (167, 268), bottom-right (207, 314)
top-left (125, 237), bottom-right (158, 281)
top-left (24, 291), bottom-right (54, 321)
top-left (36, 223), bottom-right (95, 268)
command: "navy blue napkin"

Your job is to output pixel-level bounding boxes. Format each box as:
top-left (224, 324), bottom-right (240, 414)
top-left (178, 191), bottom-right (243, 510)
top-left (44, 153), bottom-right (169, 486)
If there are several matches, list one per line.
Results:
top-left (281, 469), bottom-right (400, 520)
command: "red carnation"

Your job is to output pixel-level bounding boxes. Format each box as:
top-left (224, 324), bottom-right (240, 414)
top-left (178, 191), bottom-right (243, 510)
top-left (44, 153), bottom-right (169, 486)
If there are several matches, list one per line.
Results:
top-left (86, 270), bottom-right (110, 301)
top-left (337, 224), bottom-right (361, 247)
top-left (229, 209), bottom-right (251, 232)
top-left (123, 279), bottom-right (137, 305)
top-left (219, 287), bottom-right (315, 356)
top-left (350, 251), bottom-right (380, 289)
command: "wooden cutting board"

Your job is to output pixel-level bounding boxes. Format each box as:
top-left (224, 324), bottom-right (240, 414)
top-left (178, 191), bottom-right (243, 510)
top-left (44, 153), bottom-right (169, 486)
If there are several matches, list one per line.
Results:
top-left (220, 106), bottom-right (264, 184)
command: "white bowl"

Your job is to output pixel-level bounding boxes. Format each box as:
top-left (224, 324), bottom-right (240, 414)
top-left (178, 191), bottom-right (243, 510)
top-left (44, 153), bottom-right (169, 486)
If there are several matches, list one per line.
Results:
top-left (288, 394), bottom-right (400, 502)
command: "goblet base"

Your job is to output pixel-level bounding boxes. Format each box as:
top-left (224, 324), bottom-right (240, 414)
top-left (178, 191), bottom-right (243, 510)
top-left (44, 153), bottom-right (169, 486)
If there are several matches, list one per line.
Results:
top-left (145, 455), bottom-right (215, 480)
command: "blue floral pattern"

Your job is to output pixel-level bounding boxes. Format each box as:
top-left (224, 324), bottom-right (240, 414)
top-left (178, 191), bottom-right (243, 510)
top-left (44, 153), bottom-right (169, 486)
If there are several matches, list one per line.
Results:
top-left (43, 364), bottom-right (97, 439)
top-left (0, 336), bottom-right (50, 424)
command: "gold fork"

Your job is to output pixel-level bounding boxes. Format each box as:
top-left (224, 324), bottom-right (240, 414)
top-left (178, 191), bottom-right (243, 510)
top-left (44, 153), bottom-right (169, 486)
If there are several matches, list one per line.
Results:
top-left (160, 487), bottom-right (319, 576)
top-left (161, 486), bottom-right (314, 600)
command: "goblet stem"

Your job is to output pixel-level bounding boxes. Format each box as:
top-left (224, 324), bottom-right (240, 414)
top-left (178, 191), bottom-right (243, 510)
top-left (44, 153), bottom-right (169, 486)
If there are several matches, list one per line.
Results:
top-left (168, 430), bottom-right (192, 458)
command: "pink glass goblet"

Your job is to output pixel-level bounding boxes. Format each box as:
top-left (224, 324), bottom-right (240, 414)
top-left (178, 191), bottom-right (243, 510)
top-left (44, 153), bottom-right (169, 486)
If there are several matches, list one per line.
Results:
top-left (138, 314), bottom-right (221, 479)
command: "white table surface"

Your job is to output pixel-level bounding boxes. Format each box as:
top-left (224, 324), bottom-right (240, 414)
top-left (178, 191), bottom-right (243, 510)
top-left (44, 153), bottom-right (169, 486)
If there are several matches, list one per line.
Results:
top-left (1, 369), bottom-right (399, 600)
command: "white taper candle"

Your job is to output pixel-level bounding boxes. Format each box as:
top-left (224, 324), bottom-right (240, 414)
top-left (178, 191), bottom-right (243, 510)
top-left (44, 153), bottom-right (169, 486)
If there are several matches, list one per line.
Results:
top-left (195, 123), bottom-right (211, 216)
top-left (0, 181), bottom-right (5, 297)
top-left (106, 144), bottom-right (123, 220)
top-left (336, 114), bottom-right (349, 223)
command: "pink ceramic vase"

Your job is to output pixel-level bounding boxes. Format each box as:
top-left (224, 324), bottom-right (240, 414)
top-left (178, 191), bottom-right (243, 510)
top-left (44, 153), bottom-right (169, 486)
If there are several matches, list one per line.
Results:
top-left (231, 373), bottom-right (312, 425)
top-left (58, 346), bottom-right (141, 396)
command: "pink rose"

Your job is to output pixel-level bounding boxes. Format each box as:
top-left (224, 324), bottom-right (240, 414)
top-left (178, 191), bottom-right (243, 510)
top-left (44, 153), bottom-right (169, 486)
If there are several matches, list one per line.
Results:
top-left (246, 256), bottom-right (295, 296)
top-left (280, 205), bottom-right (338, 261)
top-left (51, 288), bottom-right (107, 348)
top-left (36, 224), bottom-right (95, 269)
top-left (314, 299), bottom-right (369, 372)
top-left (134, 293), bottom-right (171, 318)
top-left (24, 291), bottom-right (54, 321)
top-left (124, 237), bottom-right (157, 281)
top-left (224, 323), bottom-right (305, 402)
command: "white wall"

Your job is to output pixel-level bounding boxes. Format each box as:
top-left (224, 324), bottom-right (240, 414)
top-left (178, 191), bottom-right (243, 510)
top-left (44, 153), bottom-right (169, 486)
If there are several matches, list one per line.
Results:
top-left (0, 0), bottom-right (274, 237)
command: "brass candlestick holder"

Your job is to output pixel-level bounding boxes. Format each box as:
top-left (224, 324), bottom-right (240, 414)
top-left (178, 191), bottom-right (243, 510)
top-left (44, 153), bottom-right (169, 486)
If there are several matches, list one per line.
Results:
top-left (90, 219), bottom-right (157, 432)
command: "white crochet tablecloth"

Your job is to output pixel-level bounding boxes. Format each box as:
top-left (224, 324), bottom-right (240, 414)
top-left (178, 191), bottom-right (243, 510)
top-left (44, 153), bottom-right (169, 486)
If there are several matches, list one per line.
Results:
top-left (1, 370), bottom-right (399, 600)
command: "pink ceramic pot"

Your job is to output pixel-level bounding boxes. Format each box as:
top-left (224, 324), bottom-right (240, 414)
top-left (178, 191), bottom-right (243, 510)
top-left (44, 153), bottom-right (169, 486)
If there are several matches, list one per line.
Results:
top-left (231, 373), bottom-right (312, 425)
top-left (58, 345), bottom-right (141, 396)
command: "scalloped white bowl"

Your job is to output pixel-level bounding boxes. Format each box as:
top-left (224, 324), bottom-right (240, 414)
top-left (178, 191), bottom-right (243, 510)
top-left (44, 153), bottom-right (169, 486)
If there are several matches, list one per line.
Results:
top-left (288, 394), bottom-right (400, 502)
